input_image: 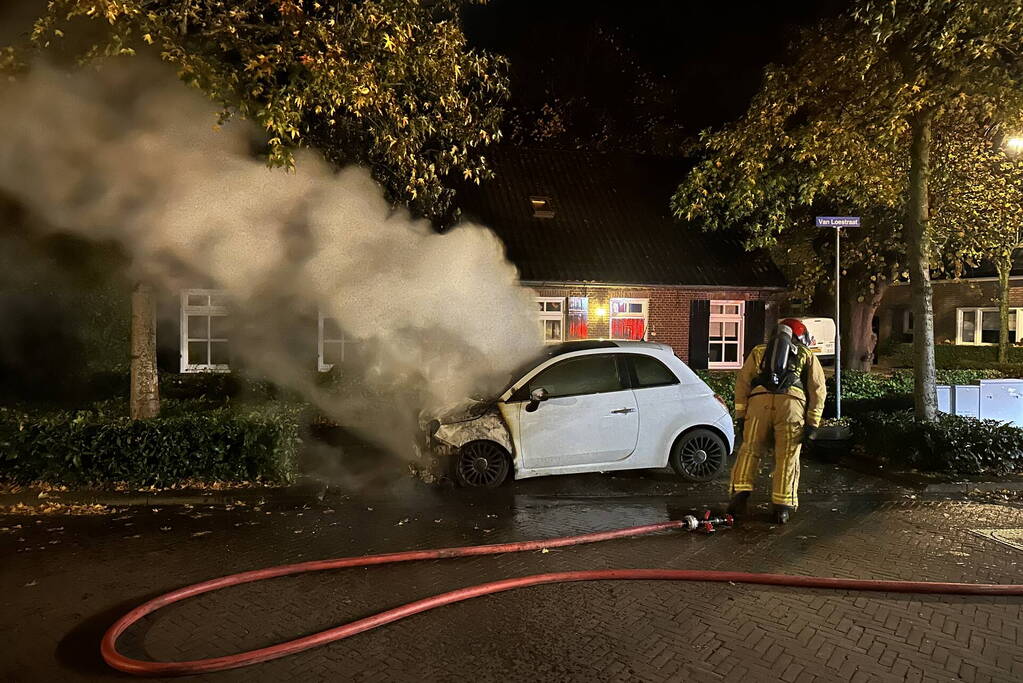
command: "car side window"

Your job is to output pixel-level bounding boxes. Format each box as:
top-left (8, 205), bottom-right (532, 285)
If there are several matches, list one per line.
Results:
top-left (629, 354), bottom-right (680, 388)
top-left (527, 354), bottom-right (624, 399)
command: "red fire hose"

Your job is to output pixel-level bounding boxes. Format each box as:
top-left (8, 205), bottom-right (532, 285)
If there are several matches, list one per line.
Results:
top-left (102, 515), bottom-right (1023, 677)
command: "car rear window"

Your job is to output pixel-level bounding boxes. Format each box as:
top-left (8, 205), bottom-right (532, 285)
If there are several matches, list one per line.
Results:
top-left (628, 354), bottom-right (680, 388)
top-left (527, 354), bottom-right (624, 398)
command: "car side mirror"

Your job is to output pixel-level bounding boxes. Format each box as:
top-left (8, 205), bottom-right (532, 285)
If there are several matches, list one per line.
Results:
top-left (526, 387), bottom-right (549, 412)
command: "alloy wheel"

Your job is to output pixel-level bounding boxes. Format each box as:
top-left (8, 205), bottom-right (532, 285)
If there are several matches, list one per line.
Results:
top-left (456, 441), bottom-right (510, 488)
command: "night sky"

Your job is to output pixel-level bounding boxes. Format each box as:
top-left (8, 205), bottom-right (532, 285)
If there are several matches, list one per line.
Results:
top-left (0, 0), bottom-right (853, 150)
top-left (465, 0), bottom-right (850, 150)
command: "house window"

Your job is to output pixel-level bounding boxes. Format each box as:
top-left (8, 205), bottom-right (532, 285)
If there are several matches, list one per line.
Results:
top-left (957, 307), bottom-right (1021, 345)
top-left (610, 298), bottom-right (648, 341)
top-left (536, 297), bottom-right (565, 343)
top-left (902, 309), bottom-right (914, 342)
top-left (568, 297), bottom-right (589, 340)
top-left (318, 314), bottom-right (349, 372)
top-left (180, 289), bottom-right (230, 373)
top-left (529, 196), bottom-right (555, 218)
top-left (708, 300), bottom-right (744, 369)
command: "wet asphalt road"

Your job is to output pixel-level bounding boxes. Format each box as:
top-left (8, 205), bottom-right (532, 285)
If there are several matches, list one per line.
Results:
top-left (3, 468), bottom-right (1023, 682)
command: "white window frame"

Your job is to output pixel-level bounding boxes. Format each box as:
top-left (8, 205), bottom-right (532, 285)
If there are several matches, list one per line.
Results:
top-left (318, 312), bottom-right (349, 372)
top-left (536, 297), bottom-right (566, 344)
top-left (708, 300), bottom-right (745, 370)
top-left (180, 289), bottom-right (230, 373)
top-left (609, 297), bottom-right (649, 341)
top-left (956, 307), bottom-right (1022, 346)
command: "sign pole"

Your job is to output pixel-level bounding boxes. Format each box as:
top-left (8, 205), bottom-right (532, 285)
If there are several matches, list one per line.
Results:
top-left (816, 216), bottom-right (859, 420)
top-left (834, 227), bottom-right (841, 419)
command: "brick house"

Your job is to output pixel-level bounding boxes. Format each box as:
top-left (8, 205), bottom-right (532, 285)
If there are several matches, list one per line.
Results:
top-left (876, 253), bottom-right (1023, 350)
top-left (165, 148), bottom-right (787, 375)
top-left (456, 147), bottom-right (787, 370)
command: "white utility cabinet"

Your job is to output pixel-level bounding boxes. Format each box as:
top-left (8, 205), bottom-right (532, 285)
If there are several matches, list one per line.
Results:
top-left (953, 385), bottom-right (981, 419)
top-left (978, 379), bottom-right (1023, 427)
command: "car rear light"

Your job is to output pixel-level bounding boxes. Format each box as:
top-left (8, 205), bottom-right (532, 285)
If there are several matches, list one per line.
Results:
top-left (713, 394), bottom-right (729, 410)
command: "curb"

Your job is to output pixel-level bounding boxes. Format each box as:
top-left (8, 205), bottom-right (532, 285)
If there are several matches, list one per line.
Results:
top-left (923, 480), bottom-right (1023, 494)
top-left (0, 484), bottom-right (325, 508)
top-left (3, 480), bottom-right (1022, 509)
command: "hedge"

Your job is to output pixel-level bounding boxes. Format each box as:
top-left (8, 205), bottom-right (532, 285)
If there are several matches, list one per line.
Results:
top-left (888, 343), bottom-right (1023, 374)
top-left (78, 370), bottom-right (320, 405)
top-left (851, 411), bottom-right (1023, 475)
top-left (694, 370), bottom-right (738, 411)
top-left (0, 403), bottom-right (302, 486)
top-left (696, 368), bottom-right (1011, 418)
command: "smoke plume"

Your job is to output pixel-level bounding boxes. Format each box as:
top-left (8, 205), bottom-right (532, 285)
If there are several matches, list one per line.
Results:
top-left (0, 60), bottom-right (542, 458)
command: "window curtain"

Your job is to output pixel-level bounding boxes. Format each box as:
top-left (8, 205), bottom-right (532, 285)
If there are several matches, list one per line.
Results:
top-left (568, 297), bottom-right (588, 339)
top-left (612, 318), bottom-right (646, 340)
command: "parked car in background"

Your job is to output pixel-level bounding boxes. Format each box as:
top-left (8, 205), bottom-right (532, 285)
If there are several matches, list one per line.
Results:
top-left (796, 316), bottom-right (836, 363)
top-left (425, 340), bottom-right (734, 487)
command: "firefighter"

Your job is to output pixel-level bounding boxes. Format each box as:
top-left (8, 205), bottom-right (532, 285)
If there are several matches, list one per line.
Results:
top-left (727, 318), bottom-right (826, 524)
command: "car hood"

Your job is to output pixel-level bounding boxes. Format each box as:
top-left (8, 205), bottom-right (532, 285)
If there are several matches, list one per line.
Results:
top-left (436, 397), bottom-right (499, 425)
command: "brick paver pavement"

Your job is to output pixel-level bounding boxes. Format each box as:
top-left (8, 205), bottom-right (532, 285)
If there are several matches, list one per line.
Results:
top-left (2, 485), bottom-right (1022, 682)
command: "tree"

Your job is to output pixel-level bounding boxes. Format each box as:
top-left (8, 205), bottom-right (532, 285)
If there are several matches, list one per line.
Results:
top-left (932, 108), bottom-right (1023, 364)
top-left (674, 1), bottom-right (1023, 420)
top-left (673, 107), bottom-right (906, 373)
top-left (9, 0), bottom-right (508, 419)
top-left (773, 208), bottom-right (905, 372)
top-left (21, 0), bottom-right (508, 222)
top-left (671, 33), bottom-right (907, 372)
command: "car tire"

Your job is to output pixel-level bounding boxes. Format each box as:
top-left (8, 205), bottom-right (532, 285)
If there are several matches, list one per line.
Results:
top-left (453, 440), bottom-right (511, 488)
top-left (670, 428), bottom-right (727, 482)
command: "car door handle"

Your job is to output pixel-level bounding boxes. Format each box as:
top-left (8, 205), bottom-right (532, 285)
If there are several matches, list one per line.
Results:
top-left (611, 408), bottom-right (636, 415)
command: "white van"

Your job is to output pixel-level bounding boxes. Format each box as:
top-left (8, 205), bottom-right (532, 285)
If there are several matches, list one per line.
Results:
top-left (796, 316), bottom-right (836, 362)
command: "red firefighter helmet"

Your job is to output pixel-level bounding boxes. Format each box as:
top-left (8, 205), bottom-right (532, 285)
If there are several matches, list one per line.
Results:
top-left (778, 318), bottom-right (811, 346)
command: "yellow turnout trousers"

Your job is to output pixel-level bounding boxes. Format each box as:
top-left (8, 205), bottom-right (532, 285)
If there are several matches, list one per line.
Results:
top-left (729, 393), bottom-right (806, 508)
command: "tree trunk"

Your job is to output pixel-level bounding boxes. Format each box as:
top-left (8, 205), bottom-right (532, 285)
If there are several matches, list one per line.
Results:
top-left (842, 281), bottom-right (887, 372)
top-left (997, 257), bottom-right (1012, 365)
top-left (130, 282), bottom-right (160, 420)
top-left (905, 108), bottom-right (938, 422)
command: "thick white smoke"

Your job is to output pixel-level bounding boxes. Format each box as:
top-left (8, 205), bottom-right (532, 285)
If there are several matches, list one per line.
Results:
top-left (0, 60), bottom-right (542, 458)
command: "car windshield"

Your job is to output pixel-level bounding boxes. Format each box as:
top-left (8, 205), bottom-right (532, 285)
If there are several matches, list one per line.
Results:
top-left (498, 342), bottom-right (619, 396)
top-left (499, 351), bottom-right (556, 396)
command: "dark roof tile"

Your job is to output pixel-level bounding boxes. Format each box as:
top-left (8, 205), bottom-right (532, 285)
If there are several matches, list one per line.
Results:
top-left (456, 147), bottom-right (786, 288)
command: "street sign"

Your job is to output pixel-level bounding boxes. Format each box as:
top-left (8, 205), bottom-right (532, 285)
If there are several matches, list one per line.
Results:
top-left (814, 216), bottom-right (861, 419)
top-left (816, 216), bottom-right (861, 228)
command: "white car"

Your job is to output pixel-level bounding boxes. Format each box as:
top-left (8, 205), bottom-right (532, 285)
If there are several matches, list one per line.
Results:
top-left (426, 340), bottom-right (735, 488)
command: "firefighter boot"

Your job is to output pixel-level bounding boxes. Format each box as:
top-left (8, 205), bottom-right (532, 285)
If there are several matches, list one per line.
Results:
top-left (772, 504), bottom-right (795, 525)
top-left (727, 491), bottom-right (750, 517)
